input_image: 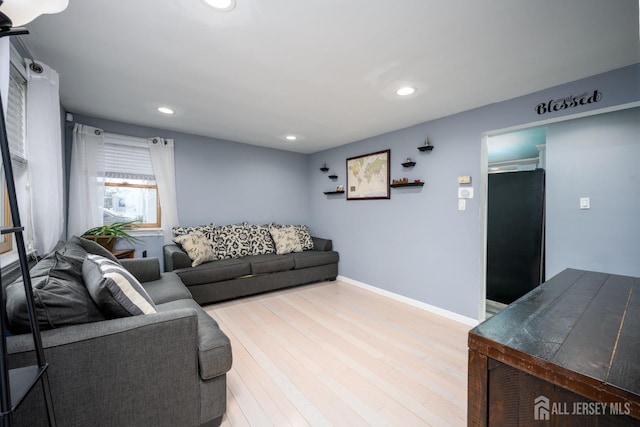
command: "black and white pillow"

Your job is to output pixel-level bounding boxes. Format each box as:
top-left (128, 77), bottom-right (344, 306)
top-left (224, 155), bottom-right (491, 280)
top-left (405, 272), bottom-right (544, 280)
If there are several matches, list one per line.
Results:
top-left (294, 225), bottom-right (314, 251)
top-left (215, 223), bottom-right (251, 259)
top-left (247, 224), bottom-right (276, 255)
top-left (82, 254), bottom-right (157, 318)
top-left (172, 224), bottom-right (216, 249)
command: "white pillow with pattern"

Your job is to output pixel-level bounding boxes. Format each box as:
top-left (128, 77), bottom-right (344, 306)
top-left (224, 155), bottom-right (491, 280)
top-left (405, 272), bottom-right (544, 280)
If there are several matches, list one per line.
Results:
top-left (173, 232), bottom-right (217, 267)
top-left (269, 225), bottom-right (303, 255)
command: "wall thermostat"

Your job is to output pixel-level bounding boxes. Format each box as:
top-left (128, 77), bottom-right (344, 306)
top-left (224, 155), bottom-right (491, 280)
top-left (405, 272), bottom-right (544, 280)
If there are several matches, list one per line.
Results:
top-left (458, 187), bottom-right (474, 199)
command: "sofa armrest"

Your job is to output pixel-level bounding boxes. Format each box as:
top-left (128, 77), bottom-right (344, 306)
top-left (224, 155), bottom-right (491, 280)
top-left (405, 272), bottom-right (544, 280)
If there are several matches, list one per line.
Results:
top-left (120, 257), bottom-right (161, 283)
top-left (7, 309), bottom-right (202, 426)
top-left (312, 237), bottom-right (333, 251)
top-left (164, 244), bottom-right (192, 272)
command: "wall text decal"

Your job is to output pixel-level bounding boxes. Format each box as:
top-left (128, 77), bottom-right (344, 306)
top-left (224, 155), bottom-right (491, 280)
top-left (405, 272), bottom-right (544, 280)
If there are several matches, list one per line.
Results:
top-left (535, 90), bottom-right (602, 115)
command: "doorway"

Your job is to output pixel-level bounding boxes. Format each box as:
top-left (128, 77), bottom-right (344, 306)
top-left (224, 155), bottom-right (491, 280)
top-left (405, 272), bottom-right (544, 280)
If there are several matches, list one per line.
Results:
top-left (485, 127), bottom-right (546, 316)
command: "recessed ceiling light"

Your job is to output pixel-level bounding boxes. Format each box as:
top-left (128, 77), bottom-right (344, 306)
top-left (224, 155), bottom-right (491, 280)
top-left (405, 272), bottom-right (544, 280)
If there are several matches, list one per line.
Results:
top-left (157, 107), bottom-right (175, 115)
top-left (285, 135), bottom-right (297, 141)
top-left (396, 86), bottom-right (416, 96)
top-left (204, 0), bottom-right (236, 11)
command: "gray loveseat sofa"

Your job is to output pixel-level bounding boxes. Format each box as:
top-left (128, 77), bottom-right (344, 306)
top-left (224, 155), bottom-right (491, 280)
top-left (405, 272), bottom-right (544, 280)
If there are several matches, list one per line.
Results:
top-left (3, 237), bottom-right (232, 427)
top-left (164, 236), bottom-right (339, 305)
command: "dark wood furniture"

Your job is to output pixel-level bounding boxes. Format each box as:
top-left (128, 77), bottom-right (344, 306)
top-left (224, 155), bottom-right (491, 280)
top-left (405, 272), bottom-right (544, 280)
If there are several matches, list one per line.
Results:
top-left (468, 268), bottom-right (640, 426)
top-left (112, 248), bottom-right (135, 259)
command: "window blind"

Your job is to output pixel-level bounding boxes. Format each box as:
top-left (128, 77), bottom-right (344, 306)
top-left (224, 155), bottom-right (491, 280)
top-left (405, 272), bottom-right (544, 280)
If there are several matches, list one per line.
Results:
top-left (103, 139), bottom-right (155, 181)
top-left (5, 66), bottom-right (27, 162)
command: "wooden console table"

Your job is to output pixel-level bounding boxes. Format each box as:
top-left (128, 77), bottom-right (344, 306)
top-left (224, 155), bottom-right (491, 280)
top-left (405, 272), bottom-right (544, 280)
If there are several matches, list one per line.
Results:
top-left (468, 268), bottom-right (640, 426)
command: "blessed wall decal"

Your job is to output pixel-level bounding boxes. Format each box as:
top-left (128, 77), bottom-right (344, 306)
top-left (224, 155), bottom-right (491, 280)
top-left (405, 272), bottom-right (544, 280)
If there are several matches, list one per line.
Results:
top-left (535, 90), bottom-right (602, 115)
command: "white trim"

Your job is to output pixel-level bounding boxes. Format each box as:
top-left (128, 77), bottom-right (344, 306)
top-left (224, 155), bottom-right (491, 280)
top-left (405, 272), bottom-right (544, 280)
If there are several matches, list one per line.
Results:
top-left (337, 275), bottom-right (479, 327)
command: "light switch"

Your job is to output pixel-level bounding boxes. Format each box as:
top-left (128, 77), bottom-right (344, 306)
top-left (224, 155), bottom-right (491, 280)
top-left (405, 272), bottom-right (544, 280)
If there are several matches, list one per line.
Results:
top-left (458, 175), bottom-right (472, 184)
top-left (580, 197), bottom-right (590, 209)
top-left (458, 199), bottom-right (466, 211)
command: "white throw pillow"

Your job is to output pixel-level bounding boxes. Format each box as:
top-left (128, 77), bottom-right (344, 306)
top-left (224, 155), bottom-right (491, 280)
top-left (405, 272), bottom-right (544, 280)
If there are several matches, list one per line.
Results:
top-left (174, 232), bottom-right (218, 267)
top-left (269, 225), bottom-right (303, 255)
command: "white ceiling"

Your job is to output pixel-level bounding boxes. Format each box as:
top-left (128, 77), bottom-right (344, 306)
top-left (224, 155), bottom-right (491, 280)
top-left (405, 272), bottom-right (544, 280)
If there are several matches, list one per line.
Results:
top-left (19, 0), bottom-right (640, 154)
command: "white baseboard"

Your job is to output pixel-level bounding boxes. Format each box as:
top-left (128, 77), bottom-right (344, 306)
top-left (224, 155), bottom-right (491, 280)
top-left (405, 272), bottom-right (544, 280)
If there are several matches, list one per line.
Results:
top-left (337, 275), bottom-right (479, 327)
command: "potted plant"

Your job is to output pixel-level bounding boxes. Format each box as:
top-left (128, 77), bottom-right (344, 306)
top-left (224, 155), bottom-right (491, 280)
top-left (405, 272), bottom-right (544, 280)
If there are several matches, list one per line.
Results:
top-left (82, 221), bottom-right (141, 252)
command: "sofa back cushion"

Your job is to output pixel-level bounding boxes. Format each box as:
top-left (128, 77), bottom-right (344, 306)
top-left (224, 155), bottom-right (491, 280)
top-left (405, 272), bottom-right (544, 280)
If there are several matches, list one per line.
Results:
top-left (83, 254), bottom-right (157, 318)
top-left (5, 247), bottom-right (105, 334)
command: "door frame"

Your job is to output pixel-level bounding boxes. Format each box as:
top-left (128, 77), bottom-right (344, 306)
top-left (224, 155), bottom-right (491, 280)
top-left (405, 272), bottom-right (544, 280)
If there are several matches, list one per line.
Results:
top-left (477, 101), bottom-right (640, 321)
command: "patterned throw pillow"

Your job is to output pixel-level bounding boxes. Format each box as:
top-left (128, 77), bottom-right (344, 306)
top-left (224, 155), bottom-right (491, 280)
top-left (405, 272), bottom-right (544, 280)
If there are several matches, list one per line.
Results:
top-left (82, 254), bottom-right (157, 318)
top-left (269, 225), bottom-right (303, 255)
top-left (172, 224), bottom-right (216, 249)
top-left (247, 224), bottom-right (276, 255)
top-left (173, 232), bottom-right (218, 267)
top-left (215, 223), bottom-right (251, 259)
top-left (294, 225), bottom-right (314, 251)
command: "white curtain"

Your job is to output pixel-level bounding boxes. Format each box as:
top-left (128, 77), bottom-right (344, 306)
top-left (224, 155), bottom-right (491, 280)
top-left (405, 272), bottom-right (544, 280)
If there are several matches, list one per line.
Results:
top-left (26, 60), bottom-right (64, 254)
top-left (148, 137), bottom-right (179, 243)
top-left (67, 124), bottom-right (105, 238)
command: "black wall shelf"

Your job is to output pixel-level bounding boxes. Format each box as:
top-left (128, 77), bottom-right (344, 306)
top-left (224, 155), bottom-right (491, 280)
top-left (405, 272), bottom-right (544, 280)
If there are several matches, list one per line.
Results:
top-left (401, 161), bottom-right (416, 167)
top-left (328, 174), bottom-right (338, 180)
top-left (320, 167), bottom-right (329, 172)
top-left (418, 145), bottom-right (434, 152)
top-left (390, 182), bottom-right (424, 188)
top-left (323, 191), bottom-right (345, 195)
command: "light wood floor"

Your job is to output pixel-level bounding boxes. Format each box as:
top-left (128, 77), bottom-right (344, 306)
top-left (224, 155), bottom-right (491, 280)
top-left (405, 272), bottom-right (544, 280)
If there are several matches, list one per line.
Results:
top-left (203, 280), bottom-right (471, 427)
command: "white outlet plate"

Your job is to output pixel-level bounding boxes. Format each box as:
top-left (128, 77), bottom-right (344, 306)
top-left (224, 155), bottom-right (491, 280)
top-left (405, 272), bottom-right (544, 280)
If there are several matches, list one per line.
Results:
top-left (580, 197), bottom-right (590, 209)
top-left (458, 199), bottom-right (466, 211)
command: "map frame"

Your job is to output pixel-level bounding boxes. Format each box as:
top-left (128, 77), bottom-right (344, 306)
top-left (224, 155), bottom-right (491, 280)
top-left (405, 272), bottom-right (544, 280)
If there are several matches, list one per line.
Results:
top-left (346, 149), bottom-right (390, 201)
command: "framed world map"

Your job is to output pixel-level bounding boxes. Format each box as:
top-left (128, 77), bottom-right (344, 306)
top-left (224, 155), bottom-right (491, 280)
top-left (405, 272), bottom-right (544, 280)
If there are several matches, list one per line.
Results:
top-left (346, 149), bottom-right (390, 200)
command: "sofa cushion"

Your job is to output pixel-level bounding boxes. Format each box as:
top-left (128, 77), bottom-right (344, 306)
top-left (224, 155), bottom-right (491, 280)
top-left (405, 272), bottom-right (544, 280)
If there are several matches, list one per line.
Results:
top-left (247, 224), bottom-right (276, 255)
top-left (294, 225), bottom-right (314, 251)
top-left (156, 298), bottom-right (232, 380)
top-left (172, 224), bottom-right (216, 248)
top-left (287, 251), bottom-right (340, 269)
top-left (175, 258), bottom-right (251, 286)
top-left (269, 225), bottom-right (303, 255)
top-left (173, 232), bottom-right (218, 267)
top-left (247, 254), bottom-right (295, 275)
top-left (69, 235), bottom-right (121, 264)
top-left (215, 223), bottom-right (251, 259)
top-left (5, 251), bottom-right (105, 334)
top-left (141, 272), bottom-right (193, 305)
top-left (83, 255), bottom-right (157, 318)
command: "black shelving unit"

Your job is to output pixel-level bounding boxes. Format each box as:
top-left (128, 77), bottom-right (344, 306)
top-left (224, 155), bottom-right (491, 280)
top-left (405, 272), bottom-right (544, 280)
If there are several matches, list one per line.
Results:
top-left (323, 191), bottom-right (345, 195)
top-left (0, 27), bottom-right (56, 427)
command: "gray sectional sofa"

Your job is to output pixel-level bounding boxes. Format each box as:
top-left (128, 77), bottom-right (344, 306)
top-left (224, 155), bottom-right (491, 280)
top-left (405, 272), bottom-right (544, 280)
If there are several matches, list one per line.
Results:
top-left (3, 237), bottom-right (232, 427)
top-left (164, 236), bottom-right (339, 305)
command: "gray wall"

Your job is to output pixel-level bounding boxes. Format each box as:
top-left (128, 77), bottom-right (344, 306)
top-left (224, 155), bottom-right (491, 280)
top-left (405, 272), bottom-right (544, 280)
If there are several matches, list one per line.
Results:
top-left (309, 64), bottom-right (639, 320)
top-left (67, 114), bottom-right (310, 267)
top-left (64, 64), bottom-right (639, 320)
top-left (546, 107), bottom-right (640, 277)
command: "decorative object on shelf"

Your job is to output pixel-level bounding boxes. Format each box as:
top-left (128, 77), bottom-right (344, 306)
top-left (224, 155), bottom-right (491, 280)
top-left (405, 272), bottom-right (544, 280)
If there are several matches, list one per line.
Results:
top-left (392, 178), bottom-right (409, 185)
top-left (346, 149), bottom-right (390, 200)
top-left (401, 157), bottom-right (416, 167)
top-left (418, 135), bottom-right (434, 152)
top-left (82, 221), bottom-right (141, 252)
top-left (328, 173), bottom-right (338, 180)
top-left (320, 163), bottom-right (329, 172)
top-left (336, 185), bottom-right (344, 192)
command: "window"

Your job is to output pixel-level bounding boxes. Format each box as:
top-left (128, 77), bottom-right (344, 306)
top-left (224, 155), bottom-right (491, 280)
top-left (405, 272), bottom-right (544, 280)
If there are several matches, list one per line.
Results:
top-left (101, 134), bottom-right (161, 228)
top-left (0, 62), bottom-right (28, 254)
